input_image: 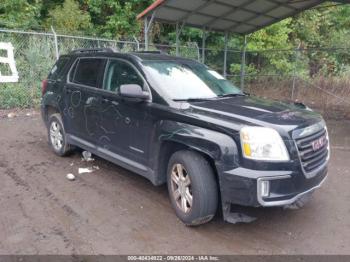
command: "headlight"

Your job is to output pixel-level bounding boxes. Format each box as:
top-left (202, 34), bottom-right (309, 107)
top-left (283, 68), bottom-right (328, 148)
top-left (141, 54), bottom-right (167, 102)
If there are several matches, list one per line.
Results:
top-left (325, 126), bottom-right (330, 160)
top-left (240, 126), bottom-right (290, 161)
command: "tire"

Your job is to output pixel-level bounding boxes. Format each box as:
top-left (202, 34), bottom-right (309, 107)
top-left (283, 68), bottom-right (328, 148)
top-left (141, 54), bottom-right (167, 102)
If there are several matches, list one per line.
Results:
top-left (47, 113), bottom-right (72, 156)
top-left (167, 150), bottom-right (218, 226)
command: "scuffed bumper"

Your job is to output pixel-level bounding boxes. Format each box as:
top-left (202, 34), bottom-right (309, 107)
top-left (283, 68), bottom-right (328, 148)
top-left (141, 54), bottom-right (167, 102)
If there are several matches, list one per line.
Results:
top-left (220, 165), bottom-right (328, 208)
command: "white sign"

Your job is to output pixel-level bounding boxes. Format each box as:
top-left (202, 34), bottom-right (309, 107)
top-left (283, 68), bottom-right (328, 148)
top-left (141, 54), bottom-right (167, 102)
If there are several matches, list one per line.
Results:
top-left (0, 42), bottom-right (19, 83)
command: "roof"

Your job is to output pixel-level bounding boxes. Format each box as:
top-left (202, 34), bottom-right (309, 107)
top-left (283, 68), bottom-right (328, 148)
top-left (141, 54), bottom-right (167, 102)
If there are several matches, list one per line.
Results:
top-left (137, 0), bottom-right (328, 34)
top-left (67, 49), bottom-right (192, 62)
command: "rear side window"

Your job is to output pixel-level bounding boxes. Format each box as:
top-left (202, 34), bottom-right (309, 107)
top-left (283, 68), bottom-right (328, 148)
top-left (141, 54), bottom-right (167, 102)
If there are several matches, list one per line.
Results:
top-left (48, 57), bottom-right (70, 80)
top-left (72, 58), bottom-right (104, 87)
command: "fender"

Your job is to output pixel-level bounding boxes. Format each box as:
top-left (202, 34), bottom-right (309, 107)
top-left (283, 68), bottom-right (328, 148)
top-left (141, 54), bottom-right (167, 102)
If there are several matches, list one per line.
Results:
top-left (41, 91), bottom-right (64, 124)
top-left (150, 120), bottom-right (239, 184)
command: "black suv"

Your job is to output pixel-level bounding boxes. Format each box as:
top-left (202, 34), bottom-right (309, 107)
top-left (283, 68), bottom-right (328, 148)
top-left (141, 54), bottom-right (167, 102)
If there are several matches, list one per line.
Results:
top-left (41, 48), bottom-right (329, 226)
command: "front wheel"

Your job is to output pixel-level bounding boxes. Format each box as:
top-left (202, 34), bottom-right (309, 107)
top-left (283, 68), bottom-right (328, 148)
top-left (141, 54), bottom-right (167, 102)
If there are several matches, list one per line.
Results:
top-left (167, 150), bottom-right (218, 226)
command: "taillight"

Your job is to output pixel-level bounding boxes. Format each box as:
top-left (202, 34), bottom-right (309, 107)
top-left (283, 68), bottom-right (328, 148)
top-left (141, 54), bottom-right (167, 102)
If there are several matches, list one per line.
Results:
top-left (42, 79), bottom-right (48, 95)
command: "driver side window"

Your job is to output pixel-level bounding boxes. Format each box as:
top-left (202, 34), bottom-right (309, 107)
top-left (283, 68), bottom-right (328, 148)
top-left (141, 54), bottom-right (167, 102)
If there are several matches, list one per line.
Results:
top-left (104, 59), bottom-right (144, 93)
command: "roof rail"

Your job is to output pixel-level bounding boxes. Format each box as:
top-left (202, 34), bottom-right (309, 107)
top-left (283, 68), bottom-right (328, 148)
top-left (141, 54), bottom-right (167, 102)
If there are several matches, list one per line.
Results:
top-left (70, 47), bottom-right (118, 54)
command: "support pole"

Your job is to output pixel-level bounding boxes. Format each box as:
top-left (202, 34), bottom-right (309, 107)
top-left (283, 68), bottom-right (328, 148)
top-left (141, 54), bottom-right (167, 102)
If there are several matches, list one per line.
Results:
top-left (291, 43), bottom-right (301, 100)
top-left (176, 22), bottom-right (185, 57)
top-left (194, 42), bottom-right (200, 62)
top-left (240, 35), bottom-right (248, 91)
top-left (144, 12), bottom-right (156, 51)
top-left (202, 29), bottom-right (207, 64)
top-left (176, 23), bottom-right (180, 56)
top-left (223, 32), bottom-right (229, 78)
top-left (133, 36), bottom-right (140, 51)
top-left (144, 17), bottom-right (149, 51)
top-left (51, 26), bottom-right (59, 60)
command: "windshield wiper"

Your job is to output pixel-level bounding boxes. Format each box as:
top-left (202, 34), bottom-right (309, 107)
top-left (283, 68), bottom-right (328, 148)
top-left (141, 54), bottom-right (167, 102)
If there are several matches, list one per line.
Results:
top-left (173, 97), bottom-right (216, 102)
top-left (174, 93), bottom-right (247, 102)
top-left (218, 93), bottom-right (246, 98)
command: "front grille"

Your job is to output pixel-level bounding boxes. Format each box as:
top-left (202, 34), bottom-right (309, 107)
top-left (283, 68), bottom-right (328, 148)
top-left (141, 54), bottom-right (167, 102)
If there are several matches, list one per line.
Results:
top-left (295, 128), bottom-right (329, 173)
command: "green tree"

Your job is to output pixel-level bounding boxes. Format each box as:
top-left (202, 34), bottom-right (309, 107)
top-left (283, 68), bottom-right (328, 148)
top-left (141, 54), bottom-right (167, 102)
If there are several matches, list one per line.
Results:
top-left (45, 0), bottom-right (92, 34)
top-left (0, 0), bottom-right (42, 30)
top-left (292, 3), bottom-right (350, 76)
top-left (86, 0), bottom-right (153, 39)
top-left (229, 19), bottom-right (294, 76)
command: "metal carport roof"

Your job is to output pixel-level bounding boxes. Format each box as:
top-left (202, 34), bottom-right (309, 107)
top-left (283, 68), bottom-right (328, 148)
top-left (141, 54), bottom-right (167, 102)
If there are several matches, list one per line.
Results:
top-left (137, 0), bottom-right (349, 90)
top-left (137, 0), bottom-right (331, 35)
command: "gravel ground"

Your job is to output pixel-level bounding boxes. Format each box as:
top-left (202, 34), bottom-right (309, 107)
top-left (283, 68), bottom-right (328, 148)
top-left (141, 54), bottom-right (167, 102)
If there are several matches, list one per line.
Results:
top-left (0, 111), bottom-right (349, 255)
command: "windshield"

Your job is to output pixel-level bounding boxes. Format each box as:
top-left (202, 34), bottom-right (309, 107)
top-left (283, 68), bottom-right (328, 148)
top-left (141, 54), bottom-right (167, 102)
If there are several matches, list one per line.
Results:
top-left (142, 61), bottom-right (243, 100)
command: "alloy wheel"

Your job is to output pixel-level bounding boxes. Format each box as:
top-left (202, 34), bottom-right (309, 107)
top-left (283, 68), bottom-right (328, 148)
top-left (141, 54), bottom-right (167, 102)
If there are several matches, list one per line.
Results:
top-left (50, 121), bottom-right (63, 151)
top-left (170, 163), bottom-right (193, 213)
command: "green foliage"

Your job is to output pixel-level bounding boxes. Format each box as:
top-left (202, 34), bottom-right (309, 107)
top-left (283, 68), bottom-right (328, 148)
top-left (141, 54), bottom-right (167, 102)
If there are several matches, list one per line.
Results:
top-left (0, 32), bottom-right (55, 109)
top-left (249, 19), bottom-right (293, 50)
top-left (0, 84), bottom-right (41, 109)
top-left (86, 0), bottom-right (153, 38)
top-left (230, 63), bottom-right (256, 76)
top-left (249, 19), bottom-right (294, 74)
top-left (19, 37), bottom-right (56, 87)
top-left (292, 3), bottom-right (350, 76)
top-left (0, 0), bottom-right (42, 30)
top-left (45, 0), bottom-right (92, 34)
top-left (0, 0), bottom-right (350, 110)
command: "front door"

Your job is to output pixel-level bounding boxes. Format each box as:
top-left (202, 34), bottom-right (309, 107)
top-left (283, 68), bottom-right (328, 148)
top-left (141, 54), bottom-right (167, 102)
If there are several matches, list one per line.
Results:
top-left (97, 59), bottom-right (153, 169)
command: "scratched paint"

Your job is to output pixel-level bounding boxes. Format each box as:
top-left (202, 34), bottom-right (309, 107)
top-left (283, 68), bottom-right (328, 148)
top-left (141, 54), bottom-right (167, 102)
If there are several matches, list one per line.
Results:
top-left (60, 90), bottom-right (130, 150)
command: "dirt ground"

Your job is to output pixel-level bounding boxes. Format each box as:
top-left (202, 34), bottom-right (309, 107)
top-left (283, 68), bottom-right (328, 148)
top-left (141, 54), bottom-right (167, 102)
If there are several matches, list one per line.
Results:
top-left (0, 111), bottom-right (349, 255)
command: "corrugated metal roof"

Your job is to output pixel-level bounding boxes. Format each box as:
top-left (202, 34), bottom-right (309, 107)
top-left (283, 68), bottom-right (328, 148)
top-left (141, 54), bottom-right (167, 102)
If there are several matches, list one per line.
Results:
top-left (137, 0), bottom-right (328, 34)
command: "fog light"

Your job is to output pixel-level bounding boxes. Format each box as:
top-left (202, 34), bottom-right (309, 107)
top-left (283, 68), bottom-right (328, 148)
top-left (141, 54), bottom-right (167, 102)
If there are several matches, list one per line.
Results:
top-left (260, 180), bottom-right (270, 198)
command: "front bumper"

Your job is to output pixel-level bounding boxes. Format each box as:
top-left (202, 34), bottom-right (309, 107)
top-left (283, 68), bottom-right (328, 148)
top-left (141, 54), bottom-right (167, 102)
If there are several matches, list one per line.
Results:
top-left (220, 164), bottom-right (328, 208)
top-left (256, 174), bottom-right (327, 206)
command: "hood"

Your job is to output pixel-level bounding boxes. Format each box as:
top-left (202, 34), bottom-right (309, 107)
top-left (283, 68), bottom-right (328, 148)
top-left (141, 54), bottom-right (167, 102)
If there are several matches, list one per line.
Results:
top-left (183, 96), bottom-right (323, 138)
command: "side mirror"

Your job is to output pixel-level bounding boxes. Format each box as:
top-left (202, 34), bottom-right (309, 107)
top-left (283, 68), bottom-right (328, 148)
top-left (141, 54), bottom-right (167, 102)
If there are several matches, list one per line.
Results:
top-left (119, 84), bottom-right (150, 100)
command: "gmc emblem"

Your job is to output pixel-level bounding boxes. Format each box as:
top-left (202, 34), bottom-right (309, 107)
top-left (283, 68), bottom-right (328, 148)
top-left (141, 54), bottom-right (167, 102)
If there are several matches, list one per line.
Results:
top-left (311, 136), bottom-right (327, 151)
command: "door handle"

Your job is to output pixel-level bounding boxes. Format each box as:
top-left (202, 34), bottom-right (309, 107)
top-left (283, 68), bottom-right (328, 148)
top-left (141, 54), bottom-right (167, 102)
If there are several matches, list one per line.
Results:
top-left (101, 97), bottom-right (119, 106)
top-left (101, 97), bottom-right (110, 104)
top-left (86, 97), bottom-right (98, 105)
top-left (111, 101), bottom-right (119, 106)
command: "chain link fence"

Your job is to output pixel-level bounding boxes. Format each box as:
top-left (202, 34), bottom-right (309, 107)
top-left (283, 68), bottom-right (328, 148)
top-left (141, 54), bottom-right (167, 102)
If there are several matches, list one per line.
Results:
top-left (0, 28), bottom-right (349, 119)
top-left (0, 30), bottom-right (56, 108)
top-left (0, 29), bottom-right (141, 108)
top-left (142, 42), bottom-right (201, 61)
top-left (202, 46), bottom-right (350, 119)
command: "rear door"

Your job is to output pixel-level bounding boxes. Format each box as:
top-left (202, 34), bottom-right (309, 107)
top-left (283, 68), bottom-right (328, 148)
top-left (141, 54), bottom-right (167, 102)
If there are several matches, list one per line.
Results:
top-left (64, 57), bottom-right (106, 145)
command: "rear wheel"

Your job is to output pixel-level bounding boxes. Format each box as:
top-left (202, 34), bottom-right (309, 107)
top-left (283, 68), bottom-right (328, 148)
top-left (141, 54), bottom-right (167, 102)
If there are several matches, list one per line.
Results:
top-left (167, 150), bottom-right (218, 226)
top-left (48, 114), bottom-right (72, 156)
